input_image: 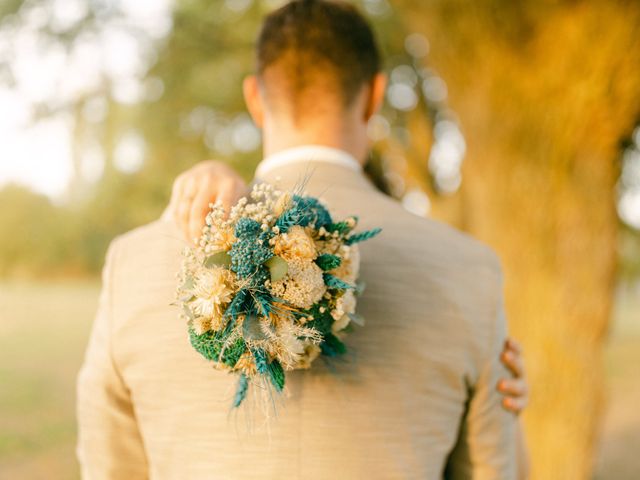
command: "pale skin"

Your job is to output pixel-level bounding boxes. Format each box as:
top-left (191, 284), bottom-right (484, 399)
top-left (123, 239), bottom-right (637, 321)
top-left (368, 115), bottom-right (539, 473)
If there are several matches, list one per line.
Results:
top-left (165, 71), bottom-right (530, 475)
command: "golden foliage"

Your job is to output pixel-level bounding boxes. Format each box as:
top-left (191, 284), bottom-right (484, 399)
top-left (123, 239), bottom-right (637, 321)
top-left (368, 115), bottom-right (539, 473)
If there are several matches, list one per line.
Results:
top-left (397, 1), bottom-right (640, 478)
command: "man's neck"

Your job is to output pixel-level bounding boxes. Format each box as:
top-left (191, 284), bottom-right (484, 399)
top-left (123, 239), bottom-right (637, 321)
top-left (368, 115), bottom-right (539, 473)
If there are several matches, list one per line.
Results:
top-left (261, 119), bottom-right (368, 165)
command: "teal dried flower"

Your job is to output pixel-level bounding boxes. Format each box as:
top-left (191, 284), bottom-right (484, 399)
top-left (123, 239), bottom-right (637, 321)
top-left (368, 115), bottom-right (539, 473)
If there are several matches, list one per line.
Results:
top-left (296, 196), bottom-right (333, 227)
top-left (275, 195), bottom-right (333, 232)
top-left (229, 238), bottom-right (273, 278)
top-left (235, 217), bottom-right (261, 238)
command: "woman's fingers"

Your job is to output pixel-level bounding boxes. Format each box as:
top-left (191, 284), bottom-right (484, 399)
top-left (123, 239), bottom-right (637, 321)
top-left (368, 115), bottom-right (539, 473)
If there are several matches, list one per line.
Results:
top-left (185, 176), bottom-right (247, 243)
top-left (166, 160), bottom-right (249, 243)
top-left (497, 377), bottom-right (528, 398)
top-left (497, 337), bottom-right (530, 415)
top-left (218, 178), bottom-right (247, 216)
top-left (501, 341), bottom-right (525, 378)
top-left (502, 396), bottom-right (527, 414)
top-left (506, 337), bottom-right (523, 355)
top-left (188, 178), bottom-right (216, 243)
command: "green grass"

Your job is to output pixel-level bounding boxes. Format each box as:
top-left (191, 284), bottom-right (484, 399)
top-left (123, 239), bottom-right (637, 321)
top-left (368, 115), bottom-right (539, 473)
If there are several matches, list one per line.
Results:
top-left (0, 281), bottom-right (99, 479)
top-left (593, 285), bottom-right (640, 480)
top-left (0, 280), bottom-right (637, 479)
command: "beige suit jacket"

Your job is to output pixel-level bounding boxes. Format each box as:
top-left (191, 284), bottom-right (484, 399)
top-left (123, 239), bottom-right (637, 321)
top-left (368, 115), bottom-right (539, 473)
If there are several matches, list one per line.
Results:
top-left (77, 161), bottom-right (517, 479)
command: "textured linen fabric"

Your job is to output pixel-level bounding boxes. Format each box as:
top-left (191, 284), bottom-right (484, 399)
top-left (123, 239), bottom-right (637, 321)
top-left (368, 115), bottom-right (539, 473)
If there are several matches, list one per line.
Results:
top-left (77, 160), bottom-right (517, 479)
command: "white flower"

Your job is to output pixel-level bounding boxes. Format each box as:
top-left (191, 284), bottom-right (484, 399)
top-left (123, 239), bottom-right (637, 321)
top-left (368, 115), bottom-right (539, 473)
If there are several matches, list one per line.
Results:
top-left (331, 244), bottom-right (360, 285)
top-left (190, 267), bottom-right (235, 331)
top-left (331, 290), bottom-right (357, 333)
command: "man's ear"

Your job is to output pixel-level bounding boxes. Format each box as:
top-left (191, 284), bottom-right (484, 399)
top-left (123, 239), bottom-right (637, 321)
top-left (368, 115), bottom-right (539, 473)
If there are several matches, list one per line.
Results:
top-left (364, 72), bottom-right (387, 121)
top-left (243, 75), bottom-right (264, 128)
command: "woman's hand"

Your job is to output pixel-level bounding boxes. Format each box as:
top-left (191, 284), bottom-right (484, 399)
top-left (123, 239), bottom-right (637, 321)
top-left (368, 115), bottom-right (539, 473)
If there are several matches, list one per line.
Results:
top-left (166, 160), bottom-right (248, 243)
top-left (497, 337), bottom-right (529, 414)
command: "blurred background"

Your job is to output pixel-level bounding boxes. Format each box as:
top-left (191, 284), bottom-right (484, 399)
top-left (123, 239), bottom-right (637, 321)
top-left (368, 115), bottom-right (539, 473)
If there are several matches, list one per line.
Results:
top-left (0, 0), bottom-right (638, 478)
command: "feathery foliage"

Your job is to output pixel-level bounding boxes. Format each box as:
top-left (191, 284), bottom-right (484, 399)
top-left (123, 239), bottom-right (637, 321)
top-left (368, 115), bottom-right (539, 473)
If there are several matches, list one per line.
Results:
top-left (326, 216), bottom-right (358, 235)
top-left (345, 228), bottom-right (382, 245)
top-left (267, 359), bottom-right (285, 391)
top-left (315, 253), bottom-right (342, 271)
top-left (323, 273), bottom-right (355, 290)
top-left (233, 373), bottom-right (249, 408)
top-left (320, 333), bottom-right (347, 357)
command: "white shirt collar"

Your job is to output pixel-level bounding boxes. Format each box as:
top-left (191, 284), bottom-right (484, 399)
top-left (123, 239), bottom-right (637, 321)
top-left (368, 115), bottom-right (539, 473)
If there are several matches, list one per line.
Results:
top-left (255, 145), bottom-right (362, 179)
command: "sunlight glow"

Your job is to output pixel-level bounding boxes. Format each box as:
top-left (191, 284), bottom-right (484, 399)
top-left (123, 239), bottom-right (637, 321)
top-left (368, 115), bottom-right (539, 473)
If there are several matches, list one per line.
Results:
top-left (0, 97), bottom-right (73, 198)
top-left (0, 0), bottom-right (173, 199)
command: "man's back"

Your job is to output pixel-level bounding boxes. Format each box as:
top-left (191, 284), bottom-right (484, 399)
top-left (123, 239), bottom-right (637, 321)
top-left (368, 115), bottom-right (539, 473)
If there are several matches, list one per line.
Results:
top-left (77, 161), bottom-right (516, 479)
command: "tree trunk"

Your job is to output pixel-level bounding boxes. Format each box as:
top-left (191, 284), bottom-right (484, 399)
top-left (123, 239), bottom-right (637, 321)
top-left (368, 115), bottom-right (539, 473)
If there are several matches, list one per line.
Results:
top-left (397, 1), bottom-right (640, 478)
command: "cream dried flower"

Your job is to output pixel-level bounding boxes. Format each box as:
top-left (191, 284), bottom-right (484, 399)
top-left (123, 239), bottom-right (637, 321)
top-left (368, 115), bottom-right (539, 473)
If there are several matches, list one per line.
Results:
top-left (192, 316), bottom-right (212, 335)
top-left (269, 324), bottom-right (306, 370)
top-left (234, 351), bottom-right (257, 376)
top-left (331, 244), bottom-right (360, 285)
top-left (269, 258), bottom-right (326, 309)
top-left (190, 267), bottom-right (236, 331)
top-left (273, 191), bottom-right (292, 217)
top-left (273, 225), bottom-right (317, 261)
top-left (295, 343), bottom-right (322, 369)
top-left (210, 226), bottom-right (236, 252)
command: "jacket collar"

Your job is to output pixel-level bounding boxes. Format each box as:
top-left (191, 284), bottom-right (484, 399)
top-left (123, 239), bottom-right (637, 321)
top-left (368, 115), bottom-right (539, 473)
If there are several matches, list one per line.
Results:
top-left (256, 145), bottom-right (362, 179)
top-left (254, 145), bottom-right (376, 194)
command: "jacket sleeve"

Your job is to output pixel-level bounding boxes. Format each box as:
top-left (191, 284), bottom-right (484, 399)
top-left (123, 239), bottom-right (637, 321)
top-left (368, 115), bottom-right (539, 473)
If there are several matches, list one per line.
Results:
top-left (76, 239), bottom-right (148, 479)
top-left (445, 265), bottom-right (518, 480)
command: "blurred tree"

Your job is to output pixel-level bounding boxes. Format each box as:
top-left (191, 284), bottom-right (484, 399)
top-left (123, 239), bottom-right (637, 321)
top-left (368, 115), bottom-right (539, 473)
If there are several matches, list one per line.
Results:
top-left (0, 185), bottom-right (73, 276)
top-left (395, 0), bottom-right (640, 478)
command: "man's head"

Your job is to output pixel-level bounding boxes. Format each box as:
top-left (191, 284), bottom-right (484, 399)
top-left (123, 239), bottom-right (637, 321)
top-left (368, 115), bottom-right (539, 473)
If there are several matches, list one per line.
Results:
top-left (243, 0), bottom-right (387, 160)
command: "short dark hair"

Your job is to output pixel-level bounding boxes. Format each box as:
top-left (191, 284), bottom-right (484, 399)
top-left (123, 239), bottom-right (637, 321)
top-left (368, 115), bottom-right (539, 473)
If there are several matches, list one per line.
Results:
top-left (256, 0), bottom-right (381, 112)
